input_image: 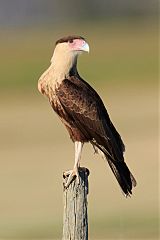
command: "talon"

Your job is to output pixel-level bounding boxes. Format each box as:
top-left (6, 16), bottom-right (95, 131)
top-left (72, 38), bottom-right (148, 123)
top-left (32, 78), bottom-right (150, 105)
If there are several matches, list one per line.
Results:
top-left (63, 170), bottom-right (72, 177)
top-left (64, 168), bottom-right (80, 188)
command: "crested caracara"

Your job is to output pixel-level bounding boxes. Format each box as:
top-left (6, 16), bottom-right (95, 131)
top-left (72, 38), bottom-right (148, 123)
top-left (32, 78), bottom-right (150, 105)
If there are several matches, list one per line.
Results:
top-left (38, 36), bottom-right (136, 196)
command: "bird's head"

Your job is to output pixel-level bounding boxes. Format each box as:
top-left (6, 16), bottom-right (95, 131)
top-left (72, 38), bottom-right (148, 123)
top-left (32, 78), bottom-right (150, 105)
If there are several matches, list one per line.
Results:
top-left (51, 36), bottom-right (89, 64)
top-left (56, 36), bottom-right (89, 54)
top-left (50, 36), bottom-right (89, 78)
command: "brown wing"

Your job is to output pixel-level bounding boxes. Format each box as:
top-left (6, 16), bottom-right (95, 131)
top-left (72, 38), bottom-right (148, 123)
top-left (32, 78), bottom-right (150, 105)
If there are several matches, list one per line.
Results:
top-left (56, 76), bottom-right (125, 162)
top-left (56, 76), bottom-right (136, 195)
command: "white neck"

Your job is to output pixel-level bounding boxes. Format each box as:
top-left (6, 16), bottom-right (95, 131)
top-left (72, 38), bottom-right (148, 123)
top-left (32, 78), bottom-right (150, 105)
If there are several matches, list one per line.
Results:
top-left (38, 43), bottom-right (79, 92)
top-left (50, 46), bottom-right (78, 80)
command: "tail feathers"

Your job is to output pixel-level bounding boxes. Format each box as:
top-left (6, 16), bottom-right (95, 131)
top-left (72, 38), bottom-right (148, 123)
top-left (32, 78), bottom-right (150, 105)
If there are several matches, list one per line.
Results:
top-left (91, 141), bottom-right (136, 196)
top-left (107, 158), bottom-right (136, 196)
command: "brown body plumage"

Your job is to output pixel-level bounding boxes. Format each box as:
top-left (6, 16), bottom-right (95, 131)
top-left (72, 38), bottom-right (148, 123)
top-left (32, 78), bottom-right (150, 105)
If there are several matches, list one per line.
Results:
top-left (38, 36), bottom-right (136, 196)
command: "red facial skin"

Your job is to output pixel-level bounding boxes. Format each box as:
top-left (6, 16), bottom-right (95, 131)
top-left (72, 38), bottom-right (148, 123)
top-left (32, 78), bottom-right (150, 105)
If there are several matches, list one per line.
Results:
top-left (69, 39), bottom-right (86, 51)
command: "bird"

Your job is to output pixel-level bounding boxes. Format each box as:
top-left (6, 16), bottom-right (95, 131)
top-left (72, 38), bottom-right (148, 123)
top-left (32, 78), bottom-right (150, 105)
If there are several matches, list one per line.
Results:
top-left (38, 35), bottom-right (136, 196)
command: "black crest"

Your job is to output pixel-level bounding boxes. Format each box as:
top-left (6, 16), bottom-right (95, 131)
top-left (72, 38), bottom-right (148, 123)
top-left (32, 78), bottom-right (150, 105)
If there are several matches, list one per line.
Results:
top-left (55, 36), bottom-right (85, 45)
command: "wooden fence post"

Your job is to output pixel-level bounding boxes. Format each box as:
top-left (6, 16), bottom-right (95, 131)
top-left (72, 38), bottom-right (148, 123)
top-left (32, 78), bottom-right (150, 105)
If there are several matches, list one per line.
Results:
top-left (62, 167), bottom-right (89, 240)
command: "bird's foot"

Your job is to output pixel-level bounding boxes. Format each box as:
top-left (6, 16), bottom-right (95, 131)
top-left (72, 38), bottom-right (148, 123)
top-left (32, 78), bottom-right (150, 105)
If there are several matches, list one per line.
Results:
top-left (63, 167), bottom-right (80, 188)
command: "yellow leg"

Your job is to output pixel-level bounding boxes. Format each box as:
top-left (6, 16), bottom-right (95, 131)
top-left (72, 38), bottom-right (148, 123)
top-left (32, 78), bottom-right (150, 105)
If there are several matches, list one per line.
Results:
top-left (64, 141), bottom-right (83, 188)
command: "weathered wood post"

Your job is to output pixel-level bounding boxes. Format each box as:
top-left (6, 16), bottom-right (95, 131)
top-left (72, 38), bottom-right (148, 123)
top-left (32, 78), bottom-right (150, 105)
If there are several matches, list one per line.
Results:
top-left (62, 167), bottom-right (89, 240)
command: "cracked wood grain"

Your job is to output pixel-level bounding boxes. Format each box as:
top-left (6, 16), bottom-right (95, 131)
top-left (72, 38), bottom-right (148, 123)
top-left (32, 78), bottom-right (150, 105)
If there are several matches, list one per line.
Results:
top-left (62, 168), bottom-right (89, 240)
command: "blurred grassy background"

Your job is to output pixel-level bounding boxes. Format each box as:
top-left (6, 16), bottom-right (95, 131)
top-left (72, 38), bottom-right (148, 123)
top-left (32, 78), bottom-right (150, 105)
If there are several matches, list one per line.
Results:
top-left (0, 1), bottom-right (158, 239)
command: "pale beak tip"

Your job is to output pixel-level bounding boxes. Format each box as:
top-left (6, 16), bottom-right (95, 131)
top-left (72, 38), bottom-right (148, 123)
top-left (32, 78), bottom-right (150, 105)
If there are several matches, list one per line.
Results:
top-left (82, 42), bottom-right (90, 53)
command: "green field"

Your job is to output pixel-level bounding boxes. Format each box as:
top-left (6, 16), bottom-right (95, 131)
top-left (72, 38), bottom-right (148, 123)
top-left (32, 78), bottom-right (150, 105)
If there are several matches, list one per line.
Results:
top-left (0, 20), bottom-right (158, 239)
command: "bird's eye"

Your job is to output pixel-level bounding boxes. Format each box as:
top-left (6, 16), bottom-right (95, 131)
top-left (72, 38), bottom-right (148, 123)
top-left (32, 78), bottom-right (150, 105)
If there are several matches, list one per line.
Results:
top-left (69, 39), bottom-right (73, 43)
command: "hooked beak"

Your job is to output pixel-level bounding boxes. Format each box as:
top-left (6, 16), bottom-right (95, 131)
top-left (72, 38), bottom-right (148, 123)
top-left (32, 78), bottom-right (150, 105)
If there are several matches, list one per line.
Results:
top-left (81, 42), bottom-right (90, 53)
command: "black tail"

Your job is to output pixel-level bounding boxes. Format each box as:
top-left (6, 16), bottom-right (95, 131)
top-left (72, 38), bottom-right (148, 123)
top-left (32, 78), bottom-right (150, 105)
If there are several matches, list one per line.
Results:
top-left (91, 140), bottom-right (136, 196)
top-left (107, 158), bottom-right (136, 196)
